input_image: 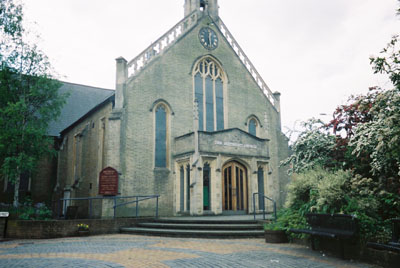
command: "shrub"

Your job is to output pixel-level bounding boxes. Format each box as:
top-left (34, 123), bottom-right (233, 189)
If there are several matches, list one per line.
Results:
top-left (281, 166), bottom-right (397, 243)
top-left (13, 197), bottom-right (52, 220)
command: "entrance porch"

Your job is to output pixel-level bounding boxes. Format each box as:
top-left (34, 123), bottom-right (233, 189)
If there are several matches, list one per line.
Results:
top-left (174, 128), bottom-right (274, 216)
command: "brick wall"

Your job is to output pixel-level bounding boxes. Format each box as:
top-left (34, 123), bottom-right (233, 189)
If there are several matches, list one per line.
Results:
top-left (5, 218), bottom-right (147, 239)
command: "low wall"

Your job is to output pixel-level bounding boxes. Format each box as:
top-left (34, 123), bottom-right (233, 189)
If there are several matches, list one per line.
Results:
top-left (5, 218), bottom-right (150, 239)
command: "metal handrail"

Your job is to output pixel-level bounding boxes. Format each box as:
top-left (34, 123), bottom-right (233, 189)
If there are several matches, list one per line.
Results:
top-left (113, 195), bottom-right (159, 219)
top-left (252, 193), bottom-right (277, 221)
top-left (57, 195), bottom-right (160, 219)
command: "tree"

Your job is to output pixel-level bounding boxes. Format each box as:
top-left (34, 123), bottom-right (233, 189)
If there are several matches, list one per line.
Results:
top-left (350, 35), bottom-right (400, 183)
top-left (0, 0), bottom-right (66, 207)
top-left (281, 119), bottom-right (338, 174)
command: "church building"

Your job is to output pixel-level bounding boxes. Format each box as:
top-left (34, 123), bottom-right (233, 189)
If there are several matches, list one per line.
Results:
top-left (54, 0), bottom-right (290, 218)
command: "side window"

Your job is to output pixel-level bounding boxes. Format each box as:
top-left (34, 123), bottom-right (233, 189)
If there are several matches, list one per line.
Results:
top-left (155, 105), bottom-right (167, 167)
top-left (249, 119), bottom-right (257, 136)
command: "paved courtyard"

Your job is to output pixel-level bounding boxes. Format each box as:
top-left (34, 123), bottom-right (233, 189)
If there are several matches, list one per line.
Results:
top-left (0, 234), bottom-right (379, 268)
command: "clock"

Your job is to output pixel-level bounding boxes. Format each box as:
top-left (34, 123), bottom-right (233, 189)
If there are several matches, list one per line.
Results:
top-left (199, 27), bottom-right (218, 50)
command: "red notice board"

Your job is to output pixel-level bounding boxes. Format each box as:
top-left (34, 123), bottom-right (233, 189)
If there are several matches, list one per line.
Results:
top-left (99, 167), bottom-right (119, 196)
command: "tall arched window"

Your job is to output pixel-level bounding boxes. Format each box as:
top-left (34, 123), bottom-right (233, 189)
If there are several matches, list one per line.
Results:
top-left (155, 105), bottom-right (167, 167)
top-left (194, 57), bottom-right (225, 131)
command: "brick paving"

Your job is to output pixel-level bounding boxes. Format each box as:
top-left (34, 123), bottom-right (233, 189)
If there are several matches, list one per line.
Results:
top-left (0, 234), bottom-right (380, 268)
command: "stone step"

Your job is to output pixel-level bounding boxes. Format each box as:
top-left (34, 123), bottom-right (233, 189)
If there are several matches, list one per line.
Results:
top-left (137, 222), bottom-right (262, 230)
top-left (120, 227), bottom-right (264, 238)
top-left (152, 218), bottom-right (264, 225)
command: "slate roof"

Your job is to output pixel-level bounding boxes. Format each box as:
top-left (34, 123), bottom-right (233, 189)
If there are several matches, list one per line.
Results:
top-left (47, 81), bottom-right (115, 136)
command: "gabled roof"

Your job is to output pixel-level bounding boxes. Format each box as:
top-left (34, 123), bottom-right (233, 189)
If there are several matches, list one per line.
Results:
top-left (47, 81), bottom-right (114, 136)
top-left (124, 11), bottom-right (279, 111)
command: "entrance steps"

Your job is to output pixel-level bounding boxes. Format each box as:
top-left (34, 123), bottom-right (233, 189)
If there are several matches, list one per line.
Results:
top-left (120, 217), bottom-right (267, 238)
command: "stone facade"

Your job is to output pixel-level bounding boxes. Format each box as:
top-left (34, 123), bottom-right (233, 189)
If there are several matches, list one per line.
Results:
top-left (55, 98), bottom-right (113, 218)
top-left (56, 0), bottom-right (291, 218)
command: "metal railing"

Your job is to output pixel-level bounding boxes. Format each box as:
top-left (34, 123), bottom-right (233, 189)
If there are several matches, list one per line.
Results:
top-left (252, 193), bottom-right (277, 221)
top-left (57, 195), bottom-right (159, 219)
top-left (113, 195), bottom-right (159, 219)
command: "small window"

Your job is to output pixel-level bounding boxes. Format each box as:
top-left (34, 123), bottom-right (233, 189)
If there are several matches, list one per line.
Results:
top-left (249, 119), bottom-right (257, 136)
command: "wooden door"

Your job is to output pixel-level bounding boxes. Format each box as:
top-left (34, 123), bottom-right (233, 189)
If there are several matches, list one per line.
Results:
top-left (222, 162), bottom-right (248, 211)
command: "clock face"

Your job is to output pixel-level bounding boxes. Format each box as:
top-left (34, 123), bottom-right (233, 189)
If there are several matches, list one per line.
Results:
top-left (199, 27), bottom-right (218, 50)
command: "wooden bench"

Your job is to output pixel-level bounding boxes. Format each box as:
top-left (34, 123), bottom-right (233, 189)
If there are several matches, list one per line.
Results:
top-left (367, 218), bottom-right (400, 253)
top-left (0, 212), bottom-right (9, 239)
top-left (289, 213), bottom-right (359, 259)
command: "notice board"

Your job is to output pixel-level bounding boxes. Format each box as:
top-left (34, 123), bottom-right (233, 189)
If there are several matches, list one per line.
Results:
top-left (99, 167), bottom-right (118, 196)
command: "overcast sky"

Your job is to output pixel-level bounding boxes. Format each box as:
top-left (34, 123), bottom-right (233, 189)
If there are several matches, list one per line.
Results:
top-left (22, 0), bottom-right (400, 138)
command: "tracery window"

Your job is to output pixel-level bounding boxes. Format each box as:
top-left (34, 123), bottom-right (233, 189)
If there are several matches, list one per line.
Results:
top-left (194, 57), bottom-right (225, 131)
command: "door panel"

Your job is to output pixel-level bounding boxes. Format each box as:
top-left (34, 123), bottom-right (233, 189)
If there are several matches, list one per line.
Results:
top-left (222, 162), bottom-right (247, 211)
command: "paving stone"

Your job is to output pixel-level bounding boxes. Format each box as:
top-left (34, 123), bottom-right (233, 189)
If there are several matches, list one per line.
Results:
top-left (0, 234), bottom-right (379, 268)
top-left (2, 258), bottom-right (124, 268)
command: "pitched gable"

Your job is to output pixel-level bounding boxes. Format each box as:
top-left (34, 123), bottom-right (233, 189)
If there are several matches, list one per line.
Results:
top-left (122, 11), bottom-right (278, 112)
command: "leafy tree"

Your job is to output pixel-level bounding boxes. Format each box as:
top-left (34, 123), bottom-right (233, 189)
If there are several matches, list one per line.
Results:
top-left (281, 119), bottom-right (339, 174)
top-left (350, 36), bottom-right (400, 185)
top-left (0, 0), bottom-right (66, 207)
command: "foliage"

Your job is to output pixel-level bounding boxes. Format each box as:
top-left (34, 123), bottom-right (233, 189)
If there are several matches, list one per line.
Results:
top-left (281, 119), bottom-right (338, 174)
top-left (285, 167), bottom-right (352, 213)
top-left (263, 208), bottom-right (308, 240)
top-left (0, 0), bottom-right (67, 207)
top-left (77, 224), bottom-right (89, 230)
top-left (279, 3), bottom-right (400, 245)
top-left (370, 35), bottom-right (400, 90)
top-left (349, 87), bottom-right (400, 180)
top-left (7, 196), bottom-right (53, 220)
top-left (352, 36), bottom-right (400, 179)
top-left (282, 167), bottom-right (399, 242)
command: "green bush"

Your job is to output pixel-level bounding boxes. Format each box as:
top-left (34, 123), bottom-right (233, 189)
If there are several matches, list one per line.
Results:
top-left (264, 208), bottom-right (308, 239)
top-left (7, 197), bottom-right (53, 220)
top-left (280, 166), bottom-right (397, 243)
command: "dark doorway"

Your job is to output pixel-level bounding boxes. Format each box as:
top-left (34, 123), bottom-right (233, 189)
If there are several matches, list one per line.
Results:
top-left (203, 163), bottom-right (211, 210)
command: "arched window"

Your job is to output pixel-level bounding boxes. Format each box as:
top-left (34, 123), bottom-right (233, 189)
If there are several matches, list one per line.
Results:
top-left (194, 57), bottom-right (225, 131)
top-left (155, 105), bottom-right (167, 167)
top-left (248, 119), bottom-right (257, 136)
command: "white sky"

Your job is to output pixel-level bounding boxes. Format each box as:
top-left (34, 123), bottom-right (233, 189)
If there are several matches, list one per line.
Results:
top-left (22, 0), bottom-right (400, 137)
